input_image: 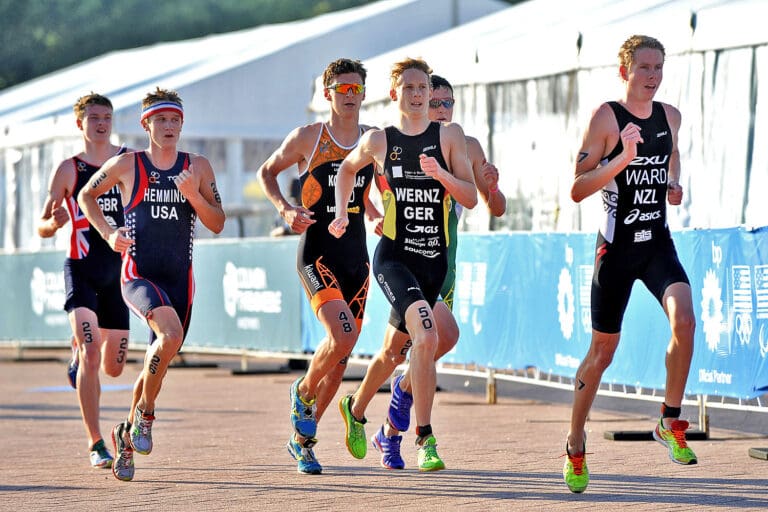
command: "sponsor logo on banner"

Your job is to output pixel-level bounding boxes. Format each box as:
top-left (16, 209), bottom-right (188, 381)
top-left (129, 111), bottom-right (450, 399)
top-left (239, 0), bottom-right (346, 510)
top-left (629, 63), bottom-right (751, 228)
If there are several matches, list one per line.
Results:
top-left (222, 262), bottom-right (282, 331)
top-left (456, 262), bottom-right (487, 336)
top-left (557, 244), bottom-right (576, 340)
top-left (29, 267), bottom-right (68, 326)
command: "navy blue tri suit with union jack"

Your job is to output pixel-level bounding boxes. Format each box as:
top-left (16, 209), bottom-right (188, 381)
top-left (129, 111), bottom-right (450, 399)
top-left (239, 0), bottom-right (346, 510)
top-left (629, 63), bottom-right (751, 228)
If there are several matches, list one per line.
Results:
top-left (591, 101), bottom-right (689, 333)
top-left (62, 147), bottom-right (129, 329)
top-left (121, 151), bottom-right (196, 343)
top-left (375, 122), bottom-right (451, 332)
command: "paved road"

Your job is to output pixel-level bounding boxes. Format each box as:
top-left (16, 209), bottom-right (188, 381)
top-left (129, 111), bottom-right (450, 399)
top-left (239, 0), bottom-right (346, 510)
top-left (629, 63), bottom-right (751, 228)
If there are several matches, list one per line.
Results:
top-left (1, 349), bottom-right (767, 511)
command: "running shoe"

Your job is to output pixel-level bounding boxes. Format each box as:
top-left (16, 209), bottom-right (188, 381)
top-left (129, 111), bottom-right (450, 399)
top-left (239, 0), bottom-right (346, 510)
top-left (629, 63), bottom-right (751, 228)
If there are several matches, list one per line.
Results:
top-left (653, 417), bottom-right (698, 465)
top-left (286, 436), bottom-right (322, 475)
top-left (388, 374), bottom-right (413, 432)
top-left (416, 435), bottom-right (445, 472)
top-left (339, 394), bottom-right (367, 459)
top-left (563, 443), bottom-right (589, 493)
top-left (290, 377), bottom-right (317, 438)
top-left (111, 422), bottom-right (135, 482)
top-left (67, 343), bottom-right (78, 389)
top-left (371, 426), bottom-right (404, 470)
top-left (130, 406), bottom-right (155, 455)
top-left (89, 439), bottom-right (113, 469)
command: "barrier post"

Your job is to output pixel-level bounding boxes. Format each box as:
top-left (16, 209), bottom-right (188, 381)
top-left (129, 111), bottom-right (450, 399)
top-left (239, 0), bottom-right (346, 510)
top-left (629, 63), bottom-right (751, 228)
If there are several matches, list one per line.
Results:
top-left (486, 368), bottom-right (497, 404)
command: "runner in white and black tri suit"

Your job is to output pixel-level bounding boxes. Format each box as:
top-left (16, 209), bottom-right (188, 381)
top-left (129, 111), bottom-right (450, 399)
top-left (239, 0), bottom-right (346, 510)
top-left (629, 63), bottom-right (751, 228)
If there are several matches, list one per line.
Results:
top-left (38, 93), bottom-right (132, 470)
top-left (563, 35), bottom-right (697, 495)
top-left (592, 100), bottom-right (690, 333)
top-left (79, 88), bottom-right (225, 482)
top-left (259, 58), bottom-right (382, 475)
top-left (330, 58), bottom-right (477, 472)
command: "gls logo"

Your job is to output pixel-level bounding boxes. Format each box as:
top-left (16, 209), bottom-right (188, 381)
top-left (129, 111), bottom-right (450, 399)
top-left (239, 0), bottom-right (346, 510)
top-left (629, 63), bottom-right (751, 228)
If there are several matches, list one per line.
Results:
top-left (630, 155), bottom-right (669, 166)
top-left (406, 224), bottom-right (438, 234)
top-left (624, 208), bottom-right (661, 224)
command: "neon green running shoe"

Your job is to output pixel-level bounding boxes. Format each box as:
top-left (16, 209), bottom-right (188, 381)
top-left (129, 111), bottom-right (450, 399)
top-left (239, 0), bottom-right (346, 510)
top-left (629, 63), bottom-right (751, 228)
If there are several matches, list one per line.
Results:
top-left (416, 435), bottom-right (445, 472)
top-left (563, 443), bottom-right (589, 493)
top-left (339, 394), bottom-right (367, 459)
top-left (653, 418), bottom-right (698, 465)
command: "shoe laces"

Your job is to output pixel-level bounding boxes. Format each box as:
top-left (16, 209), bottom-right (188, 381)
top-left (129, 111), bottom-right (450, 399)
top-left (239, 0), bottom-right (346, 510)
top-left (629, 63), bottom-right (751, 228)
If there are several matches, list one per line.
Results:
top-left (381, 431), bottom-right (402, 452)
top-left (561, 446), bottom-right (592, 475)
top-left (418, 440), bottom-right (439, 458)
top-left (566, 453), bottom-right (586, 475)
top-left (666, 420), bottom-right (690, 448)
top-left (137, 413), bottom-right (155, 435)
top-left (301, 446), bottom-right (318, 463)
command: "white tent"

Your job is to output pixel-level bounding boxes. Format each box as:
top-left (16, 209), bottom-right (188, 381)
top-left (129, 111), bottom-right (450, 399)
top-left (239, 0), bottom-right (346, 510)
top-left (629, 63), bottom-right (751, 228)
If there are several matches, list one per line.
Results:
top-left (0, 0), bottom-right (508, 250)
top-left (313, 0), bottom-right (768, 232)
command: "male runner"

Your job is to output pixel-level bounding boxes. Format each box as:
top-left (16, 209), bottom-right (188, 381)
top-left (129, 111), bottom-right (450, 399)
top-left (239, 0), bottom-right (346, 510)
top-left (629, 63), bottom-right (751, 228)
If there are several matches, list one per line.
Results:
top-left (329, 58), bottom-right (477, 471)
top-left (563, 35), bottom-right (697, 493)
top-left (258, 58), bottom-right (381, 474)
top-left (338, 74), bottom-right (505, 469)
top-left (78, 88), bottom-right (225, 481)
top-left (37, 93), bottom-right (131, 469)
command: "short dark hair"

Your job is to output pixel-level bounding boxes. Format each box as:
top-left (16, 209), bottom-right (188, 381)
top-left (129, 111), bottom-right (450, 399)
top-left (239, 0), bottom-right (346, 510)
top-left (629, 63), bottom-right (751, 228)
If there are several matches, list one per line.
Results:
top-left (430, 75), bottom-right (453, 93)
top-left (323, 58), bottom-right (367, 87)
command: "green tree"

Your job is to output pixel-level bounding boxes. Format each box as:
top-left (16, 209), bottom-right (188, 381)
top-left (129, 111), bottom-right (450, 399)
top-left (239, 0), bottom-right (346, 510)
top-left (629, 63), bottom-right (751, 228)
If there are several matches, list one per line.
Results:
top-left (0, 0), bottom-right (378, 90)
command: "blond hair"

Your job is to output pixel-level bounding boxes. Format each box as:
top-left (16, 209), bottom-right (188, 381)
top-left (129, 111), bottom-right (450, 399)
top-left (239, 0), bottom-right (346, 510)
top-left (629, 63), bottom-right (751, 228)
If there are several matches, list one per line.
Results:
top-left (73, 93), bottom-right (112, 120)
top-left (390, 57), bottom-right (432, 90)
top-left (618, 35), bottom-right (665, 69)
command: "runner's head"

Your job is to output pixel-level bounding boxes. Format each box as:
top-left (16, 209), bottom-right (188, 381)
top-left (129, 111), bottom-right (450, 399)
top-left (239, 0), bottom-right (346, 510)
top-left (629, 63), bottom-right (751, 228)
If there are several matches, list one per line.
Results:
top-left (141, 87), bottom-right (183, 129)
top-left (389, 57), bottom-right (432, 114)
top-left (73, 93), bottom-right (113, 138)
top-left (428, 75), bottom-right (454, 122)
top-left (618, 35), bottom-right (665, 80)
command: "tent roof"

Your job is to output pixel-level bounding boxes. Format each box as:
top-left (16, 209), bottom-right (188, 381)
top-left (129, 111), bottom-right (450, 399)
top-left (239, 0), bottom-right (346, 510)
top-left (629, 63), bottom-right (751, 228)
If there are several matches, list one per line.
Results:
top-left (312, 0), bottom-right (768, 110)
top-left (0, 0), bottom-right (508, 144)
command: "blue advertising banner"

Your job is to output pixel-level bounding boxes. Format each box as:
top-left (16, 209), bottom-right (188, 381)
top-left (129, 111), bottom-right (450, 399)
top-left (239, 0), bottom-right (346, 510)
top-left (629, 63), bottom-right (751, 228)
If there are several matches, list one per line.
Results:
top-left (4, 227), bottom-right (767, 399)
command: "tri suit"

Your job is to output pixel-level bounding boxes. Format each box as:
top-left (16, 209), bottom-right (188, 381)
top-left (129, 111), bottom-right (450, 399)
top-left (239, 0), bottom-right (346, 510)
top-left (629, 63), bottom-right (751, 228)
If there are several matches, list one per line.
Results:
top-left (591, 101), bottom-right (689, 333)
top-left (121, 151), bottom-right (197, 343)
top-left (375, 122), bottom-right (451, 332)
top-left (63, 147), bottom-right (129, 329)
top-left (297, 123), bottom-right (373, 330)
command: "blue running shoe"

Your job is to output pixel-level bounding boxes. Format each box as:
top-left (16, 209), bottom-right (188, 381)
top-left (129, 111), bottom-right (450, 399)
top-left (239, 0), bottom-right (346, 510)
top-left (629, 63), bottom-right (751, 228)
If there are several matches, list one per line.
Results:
top-left (388, 374), bottom-right (413, 432)
top-left (290, 377), bottom-right (317, 438)
top-left (67, 344), bottom-right (78, 389)
top-left (286, 436), bottom-right (322, 474)
top-left (371, 426), bottom-right (405, 470)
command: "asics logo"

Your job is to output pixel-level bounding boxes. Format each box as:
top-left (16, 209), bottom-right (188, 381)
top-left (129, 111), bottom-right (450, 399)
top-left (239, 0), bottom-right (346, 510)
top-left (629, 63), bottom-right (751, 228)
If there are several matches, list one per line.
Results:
top-left (624, 208), bottom-right (661, 224)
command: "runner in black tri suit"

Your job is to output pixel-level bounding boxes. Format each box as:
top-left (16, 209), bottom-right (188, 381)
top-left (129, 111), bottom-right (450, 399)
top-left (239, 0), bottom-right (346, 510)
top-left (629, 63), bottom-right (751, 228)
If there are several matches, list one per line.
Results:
top-left (37, 93), bottom-right (132, 470)
top-left (563, 35), bottom-right (697, 494)
top-left (78, 88), bottom-right (225, 482)
top-left (335, 73), bottom-right (507, 471)
top-left (259, 58), bottom-right (381, 475)
top-left (330, 58), bottom-right (477, 472)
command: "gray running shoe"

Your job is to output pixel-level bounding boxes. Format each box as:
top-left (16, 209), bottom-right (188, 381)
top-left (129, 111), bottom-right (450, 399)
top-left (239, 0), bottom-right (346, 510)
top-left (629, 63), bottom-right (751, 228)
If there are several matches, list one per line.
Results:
top-left (111, 422), bottom-right (135, 481)
top-left (130, 407), bottom-right (155, 455)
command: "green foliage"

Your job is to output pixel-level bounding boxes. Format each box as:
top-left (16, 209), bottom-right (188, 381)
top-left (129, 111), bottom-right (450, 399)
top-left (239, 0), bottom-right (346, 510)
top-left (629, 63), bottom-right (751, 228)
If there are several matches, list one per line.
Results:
top-left (0, 0), bottom-right (378, 90)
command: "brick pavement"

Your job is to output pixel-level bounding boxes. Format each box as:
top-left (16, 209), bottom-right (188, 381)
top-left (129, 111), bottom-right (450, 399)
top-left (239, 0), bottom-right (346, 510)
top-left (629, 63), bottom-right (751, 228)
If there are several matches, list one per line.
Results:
top-left (1, 349), bottom-right (767, 511)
